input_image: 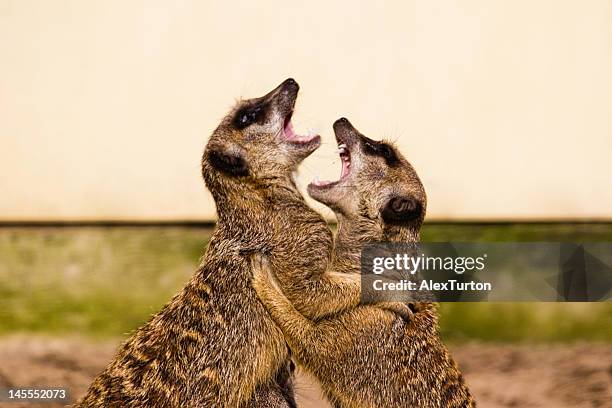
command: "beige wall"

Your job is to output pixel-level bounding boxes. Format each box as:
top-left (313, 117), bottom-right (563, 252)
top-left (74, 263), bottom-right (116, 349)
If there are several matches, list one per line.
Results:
top-left (1, 0), bottom-right (611, 221)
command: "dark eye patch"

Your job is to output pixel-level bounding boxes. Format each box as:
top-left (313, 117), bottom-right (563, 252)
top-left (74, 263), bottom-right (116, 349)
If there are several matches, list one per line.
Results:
top-left (361, 137), bottom-right (400, 167)
top-left (232, 103), bottom-right (267, 129)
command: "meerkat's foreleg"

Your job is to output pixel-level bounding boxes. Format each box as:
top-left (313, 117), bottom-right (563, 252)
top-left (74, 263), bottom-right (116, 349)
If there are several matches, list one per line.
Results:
top-left (250, 254), bottom-right (410, 356)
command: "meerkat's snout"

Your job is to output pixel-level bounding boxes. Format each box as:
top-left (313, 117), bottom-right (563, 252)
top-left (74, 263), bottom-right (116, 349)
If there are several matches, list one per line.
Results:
top-left (263, 77), bottom-right (299, 123)
top-left (238, 78), bottom-right (321, 154)
top-left (308, 118), bottom-right (357, 188)
top-left (274, 79), bottom-right (321, 153)
top-left (307, 117), bottom-right (363, 207)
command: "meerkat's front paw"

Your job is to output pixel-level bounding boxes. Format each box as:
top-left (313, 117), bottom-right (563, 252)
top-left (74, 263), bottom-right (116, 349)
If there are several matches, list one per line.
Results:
top-left (377, 302), bottom-right (414, 322)
top-left (250, 253), bottom-right (268, 277)
top-left (250, 252), bottom-right (270, 287)
top-left (249, 253), bottom-right (283, 297)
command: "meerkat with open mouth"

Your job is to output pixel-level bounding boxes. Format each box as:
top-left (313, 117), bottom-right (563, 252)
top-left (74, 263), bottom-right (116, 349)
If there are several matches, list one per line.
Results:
top-left (251, 118), bottom-right (475, 407)
top-left (77, 79), bottom-right (328, 408)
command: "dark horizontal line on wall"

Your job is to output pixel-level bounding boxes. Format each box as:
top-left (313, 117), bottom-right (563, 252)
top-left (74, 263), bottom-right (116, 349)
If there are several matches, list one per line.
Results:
top-left (1, 219), bottom-right (612, 228)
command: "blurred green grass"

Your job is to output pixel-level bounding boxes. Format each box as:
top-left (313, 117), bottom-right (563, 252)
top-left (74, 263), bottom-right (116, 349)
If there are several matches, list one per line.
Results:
top-left (0, 223), bottom-right (611, 341)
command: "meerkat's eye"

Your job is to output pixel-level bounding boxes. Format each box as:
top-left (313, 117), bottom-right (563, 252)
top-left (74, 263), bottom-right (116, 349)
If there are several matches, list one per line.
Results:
top-left (376, 143), bottom-right (397, 164)
top-left (362, 139), bottom-right (400, 167)
top-left (234, 105), bottom-right (264, 129)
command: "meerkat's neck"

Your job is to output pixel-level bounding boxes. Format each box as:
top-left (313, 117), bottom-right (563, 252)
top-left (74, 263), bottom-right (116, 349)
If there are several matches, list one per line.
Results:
top-left (332, 215), bottom-right (419, 272)
top-left (332, 215), bottom-right (380, 272)
top-left (214, 175), bottom-right (302, 225)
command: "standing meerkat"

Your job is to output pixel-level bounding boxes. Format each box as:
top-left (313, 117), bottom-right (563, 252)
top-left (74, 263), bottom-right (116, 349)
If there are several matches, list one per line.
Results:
top-left (251, 118), bottom-right (476, 407)
top-left (76, 79), bottom-right (332, 407)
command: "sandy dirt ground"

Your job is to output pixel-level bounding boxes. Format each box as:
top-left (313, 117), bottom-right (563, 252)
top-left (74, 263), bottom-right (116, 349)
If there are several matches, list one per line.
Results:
top-left (0, 336), bottom-right (610, 408)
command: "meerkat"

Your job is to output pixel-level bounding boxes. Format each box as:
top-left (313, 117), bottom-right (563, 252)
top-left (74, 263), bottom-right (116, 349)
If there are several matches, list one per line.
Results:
top-left (75, 79), bottom-right (337, 407)
top-left (250, 118), bottom-right (476, 407)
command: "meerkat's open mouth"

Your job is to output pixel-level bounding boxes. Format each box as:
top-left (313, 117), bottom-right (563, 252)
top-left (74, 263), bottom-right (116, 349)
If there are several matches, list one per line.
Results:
top-left (282, 111), bottom-right (320, 146)
top-left (310, 139), bottom-right (352, 189)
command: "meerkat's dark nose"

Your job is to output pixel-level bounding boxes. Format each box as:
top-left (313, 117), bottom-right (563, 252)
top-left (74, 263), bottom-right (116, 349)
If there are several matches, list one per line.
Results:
top-left (333, 117), bottom-right (353, 131)
top-left (283, 78), bottom-right (297, 86)
top-left (280, 78), bottom-right (299, 94)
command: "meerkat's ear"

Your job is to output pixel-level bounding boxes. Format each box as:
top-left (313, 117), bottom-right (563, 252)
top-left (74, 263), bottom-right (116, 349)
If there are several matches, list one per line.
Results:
top-left (207, 147), bottom-right (249, 177)
top-left (380, 196), bottom-right (422, 225)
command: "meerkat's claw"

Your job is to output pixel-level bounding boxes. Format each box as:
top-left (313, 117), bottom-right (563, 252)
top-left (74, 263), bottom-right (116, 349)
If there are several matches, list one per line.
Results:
top-left (250, 253), bottom-right (284, 296)
top-left (250, 253), bottom-right (268, 286)
top-left (377, 302), bottom-right (414, 322)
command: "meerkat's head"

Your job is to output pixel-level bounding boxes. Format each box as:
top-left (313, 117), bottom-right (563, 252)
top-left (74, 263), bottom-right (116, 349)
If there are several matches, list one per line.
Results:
top-left (308, 118), bottom-right (426, 241)
top-left (202, 78), bottom-right (320, 194)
